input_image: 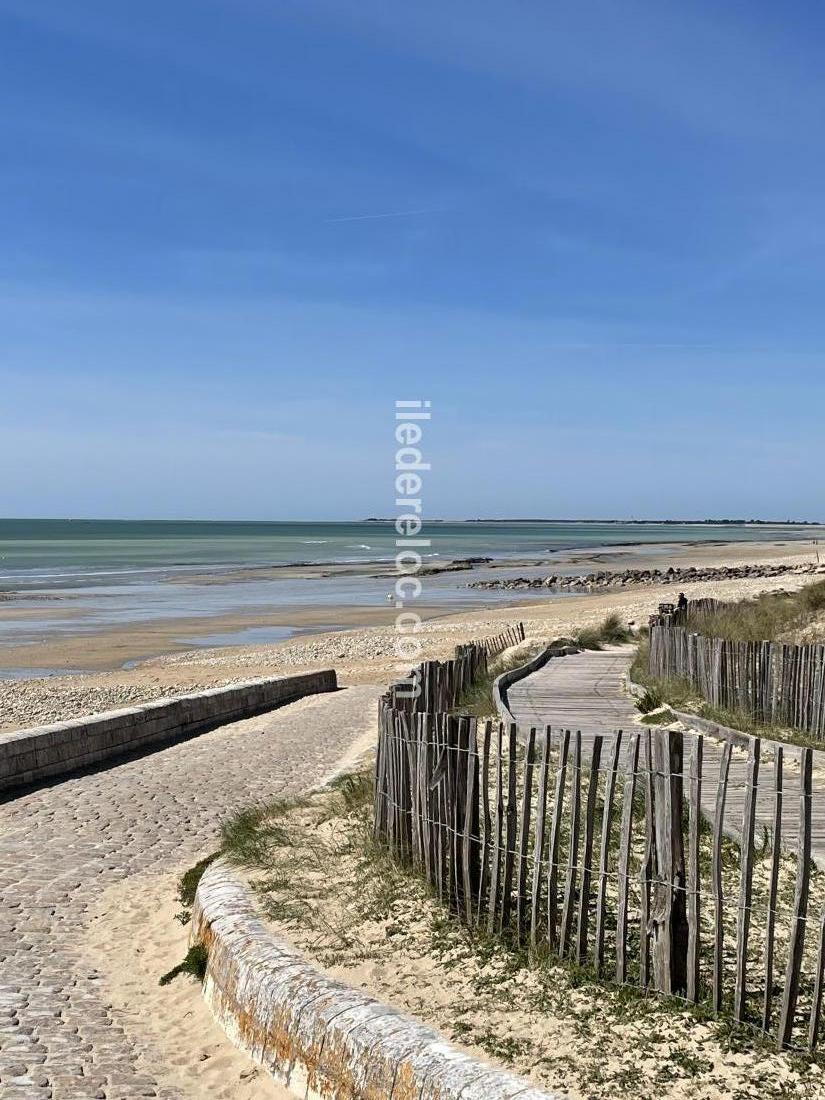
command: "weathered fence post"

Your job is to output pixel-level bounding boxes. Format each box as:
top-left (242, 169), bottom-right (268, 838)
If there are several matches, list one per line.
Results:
top-left (686, 734), bottom-right (703, 1002)
top-left (595, 730), bottom-right (622, 976)
top-left (778, 747), bottom-right (813, 1049)
top-left (640, 729), bottom-right (655, 989)
top-left (547, 729), bottom-right (570, 951)
top-left (616, 730), bottom-right (640, 984)
top-left (530, 727), bottom-right (552, 953)
top-left (734, 736), bottom-right (761, 1022)
top-left (650, 728), bottom-right (688, 994)
top-left (712, 740), bottom-right (733, 1013)
top-left (762, 745), bottom-right (783, 1032)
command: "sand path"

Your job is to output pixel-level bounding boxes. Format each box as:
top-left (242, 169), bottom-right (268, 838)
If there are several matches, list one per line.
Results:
top-left (0, 684), bottom-right (381, 1099)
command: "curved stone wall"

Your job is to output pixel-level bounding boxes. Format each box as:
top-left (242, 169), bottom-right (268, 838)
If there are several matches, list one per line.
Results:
top-left (191, 860), bottom-right (562, 1100)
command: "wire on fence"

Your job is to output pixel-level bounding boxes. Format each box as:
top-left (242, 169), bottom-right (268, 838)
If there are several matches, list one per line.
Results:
top-left (374, 627), bottom-right (825, 1054)
top-left (649, 598), bottom-right (825, 740)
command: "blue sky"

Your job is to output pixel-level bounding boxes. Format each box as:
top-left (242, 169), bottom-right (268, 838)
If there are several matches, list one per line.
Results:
top-left (1, 1), bottom-right (823, 520)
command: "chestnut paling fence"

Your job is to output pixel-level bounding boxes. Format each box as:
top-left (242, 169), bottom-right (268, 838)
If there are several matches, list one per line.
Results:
top-left (383, 623), bottom-right (525, 716)
top-left (374, 631), bottom-right (825, 1051)
top-left (649, 599), bottom-right (825, 740)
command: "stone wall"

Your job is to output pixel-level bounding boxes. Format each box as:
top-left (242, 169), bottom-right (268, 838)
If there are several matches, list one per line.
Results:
top-left (0, 670), bottom-right (336, 794)
top-left (192, 860), bottom-right (560, 1100)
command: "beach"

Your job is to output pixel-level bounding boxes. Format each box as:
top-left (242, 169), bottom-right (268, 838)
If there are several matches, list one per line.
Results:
top-left (2, 536), bottom-right (822, 732)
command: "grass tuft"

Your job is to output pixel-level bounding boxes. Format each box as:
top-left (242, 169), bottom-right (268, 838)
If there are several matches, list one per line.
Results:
top-left (635, 686), bottom-right (663, 714)
top-left (159, 943), bottom-right (209, 987)
top-left (220, 795), bottom-right (308, 867)
top-left (576, 613), bottom-right (633, 651)
top-left (640, 707), bottom-right (677, 726)
top-left (178, 854), bottom-right (217, 909)
top-left (452, 651), bottom-right (534, 717)
top-left (174, 853), bottom-right (218, 924)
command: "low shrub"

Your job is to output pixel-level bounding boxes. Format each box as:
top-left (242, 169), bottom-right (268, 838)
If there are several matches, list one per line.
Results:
top-left (576, 613), bottom-right (633, 651)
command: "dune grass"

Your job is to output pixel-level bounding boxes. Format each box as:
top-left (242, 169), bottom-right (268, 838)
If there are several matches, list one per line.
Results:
top-left (452, 651), bottom-right (533, 717)
top-left (576, 612), bottom-right (634, 651)
top-left (685, 579), bottom-right (825, 643)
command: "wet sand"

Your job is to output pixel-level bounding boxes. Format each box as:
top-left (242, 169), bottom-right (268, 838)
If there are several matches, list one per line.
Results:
top-left (1, 539), bottom-right (822, 733)
top-left (0, 603), bottom-right (465, 672)
top-left (1, 537), bottom-right (820, 673)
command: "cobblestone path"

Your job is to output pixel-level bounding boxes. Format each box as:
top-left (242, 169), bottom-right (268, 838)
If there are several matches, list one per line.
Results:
top-left (0, 684), bottom-right (380, 1099)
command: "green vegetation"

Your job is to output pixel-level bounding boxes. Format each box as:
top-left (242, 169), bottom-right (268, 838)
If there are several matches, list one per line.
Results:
top-left (634, 684), bottom-right (663, 714)
top-left (220, 794), bottom-right (310, 866)
top-left (217, 768), bottom-right (419, 953)
top-left (576, 612), bottom-right (634, 650)
top-left (685, 579), bottom-right (825, 643)
top-left (159, 943), bottom-right (209, 987)
top-left (173, 853), bottom-right (218, 924)
top-left (640, 707), bottom-right (677, 725)
top-left (214, 765), bottom-right (825, 1096)
top-left (633, 589), bottom-right (825, 752)
top-left (452, 651), bottom-right (529, 717)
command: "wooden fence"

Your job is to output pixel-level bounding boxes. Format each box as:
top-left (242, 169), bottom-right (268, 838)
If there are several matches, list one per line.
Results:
top-left (649, 600), bottom-right (825, 740)
top-left (374, 642), bottom-right (825, 1051)
top-left (380, 623), bottom-right (525, 715)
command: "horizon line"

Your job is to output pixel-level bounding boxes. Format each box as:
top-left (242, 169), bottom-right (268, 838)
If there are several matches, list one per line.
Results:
top-left (0, 516), bottom-right (823, 526)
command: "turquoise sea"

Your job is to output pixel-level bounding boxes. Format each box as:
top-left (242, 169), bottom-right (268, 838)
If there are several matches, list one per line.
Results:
top-left (1, 518), bottom-right (821, 588)
top-left (0, 519), bottom-right (822, 674)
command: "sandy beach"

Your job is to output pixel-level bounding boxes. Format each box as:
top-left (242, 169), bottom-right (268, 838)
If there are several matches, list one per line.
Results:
top-left (2, 538), bottom-right (821, 733)
top-left (6, 541), bottom-right (822, 1098)
top-left (81, 870), bottom-right (290, 1100)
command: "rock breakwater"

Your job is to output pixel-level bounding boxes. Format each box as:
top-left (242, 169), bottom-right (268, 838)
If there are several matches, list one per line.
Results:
top-left (469, 561), bottom-right (825, 592)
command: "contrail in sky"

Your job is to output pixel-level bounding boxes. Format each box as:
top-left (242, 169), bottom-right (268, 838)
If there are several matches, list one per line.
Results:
top-left (325, 208), bottom-right (439, 223)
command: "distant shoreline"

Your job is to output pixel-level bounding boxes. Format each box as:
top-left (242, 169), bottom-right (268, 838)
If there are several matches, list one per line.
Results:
top-left (1, 516), bottom-right (823, 526)
top-left (2, 537), bottom-right (824, 734)
top-left (366, 517), bottom-right (825, 526)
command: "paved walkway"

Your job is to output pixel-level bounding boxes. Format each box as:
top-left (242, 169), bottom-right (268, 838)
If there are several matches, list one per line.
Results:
top-left (0, 684), bottom-right (381, 1099)
top-left (506, 647), bottom-right (825, 869)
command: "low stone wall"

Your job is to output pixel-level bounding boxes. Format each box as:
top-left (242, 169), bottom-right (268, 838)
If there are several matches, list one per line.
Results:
top-left (192, 860), bottom-right (560, 1100)
top-left (627, 675), bottom-right (753, 751)
top-left (0, 670), bottom-right (336, 794)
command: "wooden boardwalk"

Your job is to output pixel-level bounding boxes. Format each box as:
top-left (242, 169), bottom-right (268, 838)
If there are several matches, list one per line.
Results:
top-left (506, 646), bottom-right (638, 732)
top-left (507, 646), bottom-right (825, 869)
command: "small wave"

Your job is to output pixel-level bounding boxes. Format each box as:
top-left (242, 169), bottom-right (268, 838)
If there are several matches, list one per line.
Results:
top-left (347, 544), bottom-right (372, 550)
top-left (300, 539), bottom-right (328, 544)
top-left (0, 566), bottom-right (189, 582)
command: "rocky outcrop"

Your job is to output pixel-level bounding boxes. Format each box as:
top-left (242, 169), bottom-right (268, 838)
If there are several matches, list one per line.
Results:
top-left (469, 562), bottom-right (825, 593)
